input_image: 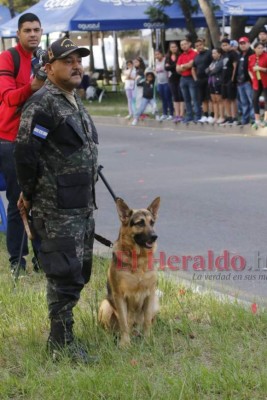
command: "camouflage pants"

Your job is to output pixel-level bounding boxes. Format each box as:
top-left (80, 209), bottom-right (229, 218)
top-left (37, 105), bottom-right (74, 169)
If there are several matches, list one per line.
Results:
top-left (33, 213), bottom-right (94, 321)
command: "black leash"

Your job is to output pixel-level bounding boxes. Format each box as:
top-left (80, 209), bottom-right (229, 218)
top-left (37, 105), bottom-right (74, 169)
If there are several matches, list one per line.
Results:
top-left (94, 233), bottom-right (113, 248)
top-left (97, 165), bottom-right (118, 202)
top-left (94, 165), bottom-right (118, 248)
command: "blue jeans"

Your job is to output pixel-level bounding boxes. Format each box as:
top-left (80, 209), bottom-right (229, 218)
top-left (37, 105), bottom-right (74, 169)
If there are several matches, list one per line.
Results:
top-left (157, 83), bottom-right (174, 116)
top-left (135, 98), bottom-right (157, 118)
top-left (180, 76), bottom-right (201, 121)
top-left (0, 141), bottom-right (28, 267)
top-left (237, 82), bottom-right (254, 124)
top-left (125, 88), bottom-right (135, 116)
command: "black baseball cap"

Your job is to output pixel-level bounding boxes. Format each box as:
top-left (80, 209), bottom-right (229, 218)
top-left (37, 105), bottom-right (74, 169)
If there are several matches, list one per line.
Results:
top-left (259, 26), bottom-right (267, 34)
top-left (47, 37), bottom-right (90, 63)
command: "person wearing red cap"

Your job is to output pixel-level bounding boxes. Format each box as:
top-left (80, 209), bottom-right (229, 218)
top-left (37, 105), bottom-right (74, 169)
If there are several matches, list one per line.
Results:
top-left (248, 42), bottom-right (267, 128)
top-left (236, 37), bottom-right (254, 125)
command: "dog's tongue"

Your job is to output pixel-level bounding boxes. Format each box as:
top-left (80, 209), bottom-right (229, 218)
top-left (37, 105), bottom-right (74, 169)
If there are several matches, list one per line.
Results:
top-left (146, 242), bottom-right (153, 248)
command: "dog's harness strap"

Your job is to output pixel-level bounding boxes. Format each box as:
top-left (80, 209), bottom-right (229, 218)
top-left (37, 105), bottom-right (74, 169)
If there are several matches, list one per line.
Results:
top-left (94, 233), bottom-right (113, 248)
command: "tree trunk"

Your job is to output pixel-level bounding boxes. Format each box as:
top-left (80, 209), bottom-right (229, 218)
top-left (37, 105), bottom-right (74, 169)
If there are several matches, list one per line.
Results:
top-left (178, 0), bottom-right (198, 43)
top-left (230, 16), bottom-right (247, 40)
top-left (248, 17), bottom-right (267, 42)
top-left (100, 31), bottom-right (109, 84)
top-left (113, 31), bottom-right (121, 83)
top-left (8, 0), bottom-right (15, 18)
top-left (89, 31), bottom-right (95, 72)
top-left (197, 0), bottom-right (220, 47)
top-left (205, 27), bottom-right (212, 49)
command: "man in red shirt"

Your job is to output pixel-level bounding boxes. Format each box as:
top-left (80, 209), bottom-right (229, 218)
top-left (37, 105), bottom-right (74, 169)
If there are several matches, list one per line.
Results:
top-left (0, 13), bottom-right (44, 274)
top-left (176, 39), bottom-right (201, 123)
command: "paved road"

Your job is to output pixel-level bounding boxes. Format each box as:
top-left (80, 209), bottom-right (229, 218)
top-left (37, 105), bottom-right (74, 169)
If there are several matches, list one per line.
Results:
top-left (94, 122), bottom-right (267, 305)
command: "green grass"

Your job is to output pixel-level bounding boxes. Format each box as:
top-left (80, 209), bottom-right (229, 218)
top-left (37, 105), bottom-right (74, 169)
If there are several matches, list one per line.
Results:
top-left (0, 232), bottom-right (267, 399)
top-left (83, 86), bottom-right (161, 118)
top-left (85, 90), bottom-right (129, 117)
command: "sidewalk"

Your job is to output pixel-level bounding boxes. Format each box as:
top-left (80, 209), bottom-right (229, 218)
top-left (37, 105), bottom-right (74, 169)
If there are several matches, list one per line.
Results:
top-left (92, 115), bottom-right (267, 136)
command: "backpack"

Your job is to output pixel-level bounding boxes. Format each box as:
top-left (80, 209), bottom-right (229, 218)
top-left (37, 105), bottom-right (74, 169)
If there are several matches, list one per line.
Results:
top-left (8, 47), bottom-right (20, 78)
top-left (0, 48), bottom-right (20, 105)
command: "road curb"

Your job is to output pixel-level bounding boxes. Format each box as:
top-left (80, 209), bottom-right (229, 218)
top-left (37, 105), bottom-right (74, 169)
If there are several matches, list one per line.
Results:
top-left (92, 115), bottom-right (267, 137)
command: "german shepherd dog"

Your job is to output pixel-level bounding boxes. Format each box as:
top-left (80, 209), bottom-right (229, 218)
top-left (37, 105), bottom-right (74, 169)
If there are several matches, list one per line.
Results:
top-left (98, 197), bottom-right (160, 347)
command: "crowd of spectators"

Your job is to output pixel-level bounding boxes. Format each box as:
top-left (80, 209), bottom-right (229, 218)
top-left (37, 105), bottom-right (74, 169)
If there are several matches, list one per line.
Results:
top-left (123, 27), bottom-right (267, 128)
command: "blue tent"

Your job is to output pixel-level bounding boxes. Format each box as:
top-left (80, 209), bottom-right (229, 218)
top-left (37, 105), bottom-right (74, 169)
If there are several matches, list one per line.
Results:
top-left (218, 0), bottom-right (267, 16)
top-left (0, 0), bottom-right (223, 37)
top-left (0, 5), bottom-right (12, 26)
top-left (69, 0), bottom-right (223, 32)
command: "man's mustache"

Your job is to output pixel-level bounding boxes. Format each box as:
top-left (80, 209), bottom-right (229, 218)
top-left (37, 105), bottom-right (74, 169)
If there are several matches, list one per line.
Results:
top-left (71, 71), bottom-right (82, 76)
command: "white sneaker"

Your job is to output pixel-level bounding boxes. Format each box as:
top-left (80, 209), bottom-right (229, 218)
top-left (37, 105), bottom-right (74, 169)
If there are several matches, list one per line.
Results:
top-left (166, 115), bottom-right (174, 120)
top-left (125, 114), bottom-right (132, 120)
top-left (216, 118), bottom-right (225, 124)
top-left (207, 116), bottom-right (215, 124)
top-left (155, 114), bottom-right (161, 121)
top-left (159, 115), bottom-right (168, 121)
top-left (198, 116), bottom-right (208, 123)
top-left (132, 118), bottom-right (138, 126)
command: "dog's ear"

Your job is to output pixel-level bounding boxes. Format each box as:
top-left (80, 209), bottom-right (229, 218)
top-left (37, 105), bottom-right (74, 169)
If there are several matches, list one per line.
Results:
top-left (116, 198), bottom-right (133, 224)
top-left (147, 197), bottom-right (160, 220)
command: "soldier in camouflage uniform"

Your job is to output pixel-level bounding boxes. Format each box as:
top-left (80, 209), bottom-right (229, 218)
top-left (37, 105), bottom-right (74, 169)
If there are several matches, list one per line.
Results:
top-left (14, 37), bottom-right (98, 363)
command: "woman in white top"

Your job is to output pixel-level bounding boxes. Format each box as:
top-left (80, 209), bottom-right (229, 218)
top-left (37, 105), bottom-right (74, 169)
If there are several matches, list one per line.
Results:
top-left (155, 49), bottom-right (174, 121)
top-left (123, 60), bottom-right (136, 119)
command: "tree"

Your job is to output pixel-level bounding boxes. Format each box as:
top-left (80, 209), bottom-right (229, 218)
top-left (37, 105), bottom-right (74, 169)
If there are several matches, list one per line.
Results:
top-left (146, 0), bottom-right (198, 43)
top-left (6, 0), bottom-right (15, 18)
top-left (146, 0), bottom-right (222, 46)
top-left (197, 0), bottom-right (220, 47)
top-left (2, 0), bottom-right (38, 14)
top-left (248, 17), bottom-right (267, 42)
top-left (230, 16), bottom-right (247, 40)
top-left (178, 0), bottom-right (198, 43)
top-left (100, 31), bottom-right (109, 84)
top-left (89, 32), bottom-right (95, 73)
top-left (113, 31), bottom-right (121, 83)
top-left (227, 15), bottom-right (267, 42)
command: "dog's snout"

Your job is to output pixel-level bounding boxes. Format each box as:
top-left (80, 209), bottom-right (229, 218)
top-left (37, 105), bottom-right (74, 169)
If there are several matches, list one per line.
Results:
top-left (151, 233), bottom-right (158, 242)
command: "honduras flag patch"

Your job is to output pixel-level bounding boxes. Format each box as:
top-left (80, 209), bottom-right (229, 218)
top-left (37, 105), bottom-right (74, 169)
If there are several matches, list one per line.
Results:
top-left (32, 124), bottom-right (49, 140)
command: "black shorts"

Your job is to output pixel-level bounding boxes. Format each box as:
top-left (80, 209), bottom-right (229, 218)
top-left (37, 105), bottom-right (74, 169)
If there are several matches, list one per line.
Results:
top-left (209, 83), bottom-right (222, 95)
top-left (221, 81), bottom-right (237, 100)
top-left (197, 78), bottom-right (210, 102)
top-left (168, 80), bottom-right (184, 102)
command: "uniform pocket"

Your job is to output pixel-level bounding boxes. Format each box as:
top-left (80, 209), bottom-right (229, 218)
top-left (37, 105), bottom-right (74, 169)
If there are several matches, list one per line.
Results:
top-left (57, 172), bottom-right (90, 209)
top-left (52, 116), bottom-right (85, 157)
top-left (39, 237), bottom-right (81, 283)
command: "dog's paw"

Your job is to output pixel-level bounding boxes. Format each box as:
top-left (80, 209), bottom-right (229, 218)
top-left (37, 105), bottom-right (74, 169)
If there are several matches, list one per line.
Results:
top-left (119, 334), bottom-right (131, 348)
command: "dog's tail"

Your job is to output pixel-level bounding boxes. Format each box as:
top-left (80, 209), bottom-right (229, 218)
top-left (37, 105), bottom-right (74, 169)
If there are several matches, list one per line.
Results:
top-left (98, 299), bottom-right (119, 331)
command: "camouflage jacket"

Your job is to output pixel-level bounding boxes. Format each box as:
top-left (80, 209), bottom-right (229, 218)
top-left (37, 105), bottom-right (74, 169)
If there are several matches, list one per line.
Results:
top-left (14, 79), bottom-right (98, 217)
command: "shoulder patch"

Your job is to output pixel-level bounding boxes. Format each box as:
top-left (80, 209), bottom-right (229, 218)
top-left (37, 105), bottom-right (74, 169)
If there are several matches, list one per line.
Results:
top-left (32, 124), bottom-right (49, 140)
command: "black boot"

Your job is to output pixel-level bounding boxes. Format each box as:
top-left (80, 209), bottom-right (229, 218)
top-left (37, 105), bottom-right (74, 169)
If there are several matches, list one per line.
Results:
top-left (47, 317), bottom-right (99, 364)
